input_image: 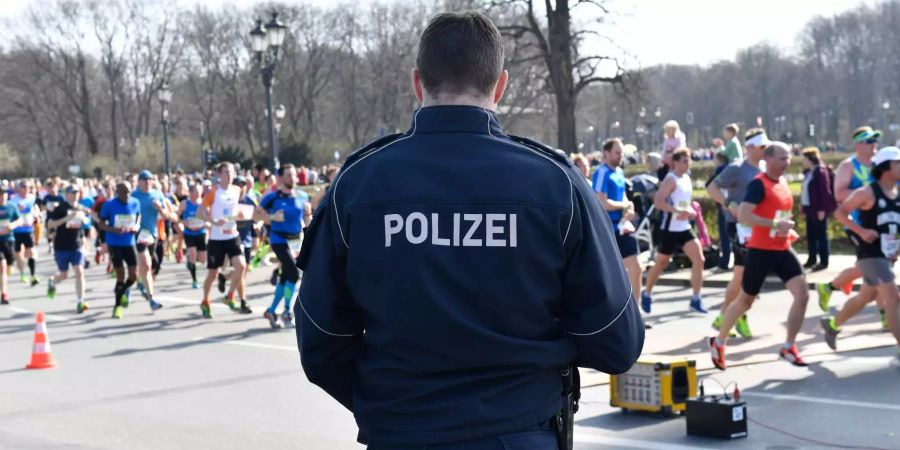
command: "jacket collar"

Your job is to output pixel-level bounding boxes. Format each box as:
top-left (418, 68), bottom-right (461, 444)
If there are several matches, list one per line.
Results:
top-left (409, 105), bottom-right (504, 135)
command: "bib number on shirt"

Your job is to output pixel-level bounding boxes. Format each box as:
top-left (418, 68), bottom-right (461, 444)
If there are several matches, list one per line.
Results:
top-left (736, 223), bottom-right (752, 244)
top-left (882, 234), bottom-right (900, 258)
top-left (67, 212), bottom-right (86, 229)
top-left (186, 217), bottom-right (205, 231)
top-left (114, 214), bottom-right (136, 229)
top-left (288, 238), bottom-right (302, 257)
top-left (0, 220), bottom-right (8, 234)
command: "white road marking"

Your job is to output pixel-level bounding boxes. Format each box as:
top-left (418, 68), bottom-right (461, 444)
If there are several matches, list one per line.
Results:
top-left (574, 429), bottom-right (708, 449)
top-left (192, 337), bottom-right (297, 352)
top-left (8, 306), bottom-right (72, 323)
top-left (742, 391), bottom-right (900, 412)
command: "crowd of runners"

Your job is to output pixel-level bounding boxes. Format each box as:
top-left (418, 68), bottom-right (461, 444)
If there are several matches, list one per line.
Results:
top-left (0, 122), bottom-right (898, 369)
top-left (0, 162), bottom-right (339, 329)
top-left (584, 123), bottom-right (900, 370)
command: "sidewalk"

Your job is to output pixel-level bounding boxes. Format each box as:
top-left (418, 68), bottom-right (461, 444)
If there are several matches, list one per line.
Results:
top-left (651, 252), bottom-right (859, 291)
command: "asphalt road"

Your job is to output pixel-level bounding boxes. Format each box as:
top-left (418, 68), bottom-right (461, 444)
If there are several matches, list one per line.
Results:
top-left (1, 251), bottom-right (898, 449)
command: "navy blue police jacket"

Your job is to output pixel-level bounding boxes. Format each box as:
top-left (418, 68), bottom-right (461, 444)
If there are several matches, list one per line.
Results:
top-left (297, 105), bottom-right (644, 446)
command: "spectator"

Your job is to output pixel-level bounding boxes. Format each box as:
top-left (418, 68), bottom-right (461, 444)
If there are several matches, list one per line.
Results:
top-left (801, 147), bottom-right (837, 271)
top-left (713, 138), bottom-right (725, 154)
top-left (570, 153), bottom-right (590, 179)
top-left (722, 123), bottom-right (743, 163)
top-left (662, 120), bottom-right (687, 154)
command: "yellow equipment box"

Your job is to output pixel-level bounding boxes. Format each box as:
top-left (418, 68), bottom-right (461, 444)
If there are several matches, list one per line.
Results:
top-left (610, 359), bottom-right (697, 414)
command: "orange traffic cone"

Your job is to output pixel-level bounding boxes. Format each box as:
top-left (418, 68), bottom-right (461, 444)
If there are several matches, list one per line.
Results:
top-left (26, 311), bottom-right (57, 370)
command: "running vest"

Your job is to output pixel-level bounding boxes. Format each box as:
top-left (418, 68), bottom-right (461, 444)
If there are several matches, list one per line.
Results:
top-left (661, 172), bottom-right (692, 232)
top-left (202, 185), bottom-right (241, 241)
top-left (747, 173), bottom-right (794, 251)
top-left (856, 183), bottom-right (900, 259)
top-left (181, 200), bottom-right (206, 236)
top-left (849, 156), bottom-right (875, 226)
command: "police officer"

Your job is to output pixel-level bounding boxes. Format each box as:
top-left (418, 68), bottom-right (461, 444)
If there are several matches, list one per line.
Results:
top-left (297, 11), bottom-right (644, 450)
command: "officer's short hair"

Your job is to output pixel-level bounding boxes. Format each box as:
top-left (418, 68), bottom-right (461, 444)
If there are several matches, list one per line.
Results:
top-left (602, 138), bottom-right (622, 152)
top-left (672, 147), bottom-right (691, 162)
top-left (416, 11), bottom-right (504, 97)
top-left (216, 162), bottom-right (234, 174)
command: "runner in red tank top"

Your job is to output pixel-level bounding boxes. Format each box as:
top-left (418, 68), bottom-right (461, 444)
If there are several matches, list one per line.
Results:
top-left (710, 142), bottom-right (811, 370)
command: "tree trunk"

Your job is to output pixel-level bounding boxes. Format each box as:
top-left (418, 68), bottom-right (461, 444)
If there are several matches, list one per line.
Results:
top-left (546, 0), bottom-right (577, 152)
top-left (77, 53), bottom-right (100, 156)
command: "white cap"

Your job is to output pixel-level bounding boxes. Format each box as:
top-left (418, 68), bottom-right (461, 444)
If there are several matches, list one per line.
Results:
top-left (201, 179), bottom-right (212, 187)
top-left (872, 146), bottom-right (900, 166)
top-left (745, 132), bottom-right (771, 148)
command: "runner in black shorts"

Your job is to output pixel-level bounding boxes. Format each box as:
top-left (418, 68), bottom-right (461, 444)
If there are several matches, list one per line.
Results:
top-left (643, 148), bottom-right (707, 314)
top-left (0, 189), bottom-right (22, 304)
top-left (178, 183), bottom-right (208, 289)
top-left (711, 142), bottom-right (810, 370)
top-left (98, 182), bottom-right (146, 319)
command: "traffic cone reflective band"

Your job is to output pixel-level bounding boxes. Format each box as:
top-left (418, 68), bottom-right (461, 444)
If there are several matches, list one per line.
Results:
top-left (26, 311), bottom-right (57, 370)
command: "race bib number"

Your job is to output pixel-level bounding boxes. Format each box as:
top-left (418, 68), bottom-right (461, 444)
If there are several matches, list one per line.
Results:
top-left (769, 210), bottom-right (791, 238)
top-left (67, 212), bottom-right (86, 229)
top-left (881, 234), bottom-right (899, 258)
top-left (186, 217), bottom-right (205, 230)
top-left (676, 200), bottom-right (690, 212)
top-left (46, 201), bottom-right (59, 212)
top-left (736, 223), bottom-right (752, 244)
top-left (137, 229), bottom-right (155, 245)
top-left (114, 214), bottom-right (136, 229)
top-left (288, 238), bottom-right (302, 256)
top-left (0, 219), bottom-right (8, 234)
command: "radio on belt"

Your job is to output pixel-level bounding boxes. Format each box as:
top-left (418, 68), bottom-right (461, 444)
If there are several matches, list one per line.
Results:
top-left (685, 390), bottom-right (747, 440)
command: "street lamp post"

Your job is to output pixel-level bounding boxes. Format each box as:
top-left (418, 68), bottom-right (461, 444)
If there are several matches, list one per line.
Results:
top-left (250, 13), bottom-right (288, 172)
top-left (882, 99), bottom-right (891, 139)
top-left (158, 81), bottom-right (173, 175)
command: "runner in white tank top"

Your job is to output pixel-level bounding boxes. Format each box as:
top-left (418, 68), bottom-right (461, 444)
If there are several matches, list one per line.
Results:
top-left (642, 148), bottom-right (707, 315)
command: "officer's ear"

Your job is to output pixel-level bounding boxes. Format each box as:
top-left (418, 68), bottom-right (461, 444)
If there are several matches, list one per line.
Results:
top-left (412, 68), bottom-right (425, 105)
top-left (492, 69), bottom-right (509, 106)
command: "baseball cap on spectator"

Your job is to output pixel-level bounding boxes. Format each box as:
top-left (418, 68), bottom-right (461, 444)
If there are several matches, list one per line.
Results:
top-left (65, 184), bottom-right (81, 194)
top-left (138, 170), bottom-right (154, 180)
top-left (201, 179), bottom-right (212, 187)
top-left (871, 146), bottom-right (900, 166)
top-left (234, 176), bottom-right (247, 185)
top-left (852, 126), bottom-right (882, 144)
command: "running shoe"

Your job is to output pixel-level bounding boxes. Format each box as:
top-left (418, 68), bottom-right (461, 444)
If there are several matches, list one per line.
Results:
top-left (217, 273), bottom-right (226, 293)
top-left (820, 316), bottom-right (840, 351)
top-left (136, 282), bottom-right (148, 300)
top-left (95, 252), bottom-right (101, 265)
top-left (881, 310), bottom-right (888, 331)
top-left (709, 337), bottom-right (726, 370)
top-left (239, 301), bottom-right (253, 315)
top-left (223, 296), bottom-right (239, 312)
top-left (711, 314), bottom-right (722, 330)
top-left (30, 276), bottom-right (40, 287)
top-left (149, 299), bottom-right (163, 311)
top-left (640, 291), bottom-right (652, 314)
top-left (76, 301), bottom-right (89, 314)
top-left (281, 310), bottom-right (294, 327)
top-left (735, 315), bottom-right (752, 338)
top-left (1, 293), bottom-right (9, 305)
top-left (200, 300), bottom-right (212, 319)
top-left (112, 306), bottom-right (123, 319)
top-left (816, 283), bottom-right (832, 312)
top-left (120, 289), bottom-right (130, 308)
top-left (689, 296), bottom-right (708, 314)
top-left (19, 273), bottom-right (26, 283)
top-left (47, 280), bottom-right (56, 300)
top-left (264, 310), bottom-right (282, 329)
top-left (84, 260), bottom-right (91, 269)
top-left (778, 345), bottom-right (808, 367)
top-left (191, 280), bottom-right (199, 289)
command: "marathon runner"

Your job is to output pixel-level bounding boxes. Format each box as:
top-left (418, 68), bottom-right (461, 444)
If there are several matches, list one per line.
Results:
top-left (40, 180), bottom-right (65, 254)
top-left (706, 128), bottom-right (769, 338)
top-left (10, 181), bottom-right (40, 286)
top-left (0, 188), bottom-right (23, 305)
top-left (594, 138), bottom-right (649, 328)
top-left (821, 146), bottom-right (900, 367)
top-left (710, 142), bottom-right (809, 370)
top-left (817, 126), bottom-right (888, 329)
top-left (224, 176), bottom-right (258, 305)
top-left (198, 162), bottom-right (252, 318)
top-left (256, 164), bottom-right (309, 328)
top-left (642, 147), bottom-right (707, 314)
top-left (98, 182), bottom-right (151, 318)
top-left (177, 182), bottom-right (207, 289)
top-left (46, 185), bottom-right (90, 313)
top-left (131, 170), bottom-right (170, 310)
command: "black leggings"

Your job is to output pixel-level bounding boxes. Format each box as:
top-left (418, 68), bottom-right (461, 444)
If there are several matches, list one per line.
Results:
top-left (271, 243), bottom-right (299, 284)
top-left (154, 240), bottom-right (164, 275)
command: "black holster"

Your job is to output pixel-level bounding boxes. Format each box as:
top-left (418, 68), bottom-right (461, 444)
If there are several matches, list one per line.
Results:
top-left (556, 365), bottom-right (580, 450)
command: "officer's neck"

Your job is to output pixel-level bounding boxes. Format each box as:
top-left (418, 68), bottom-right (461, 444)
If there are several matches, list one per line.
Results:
top-left (421, 95), bottom-right (497, 111)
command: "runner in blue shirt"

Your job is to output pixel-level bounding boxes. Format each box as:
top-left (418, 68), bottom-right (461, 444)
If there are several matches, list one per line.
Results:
top-left (593, 138), bottom-right (647, 327)
top-left (99, 181), bottom-right (158, 318)
top-left (177, 182), bottom-right (207, 289)
top-left (0, 189), bottom-right (22, 304)
top-left (9, 181), bottom-right (39, 285)
top-left (131, 170), bottom-right (175, 307)
top-left (255, 164), bottom-right (311, 328)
